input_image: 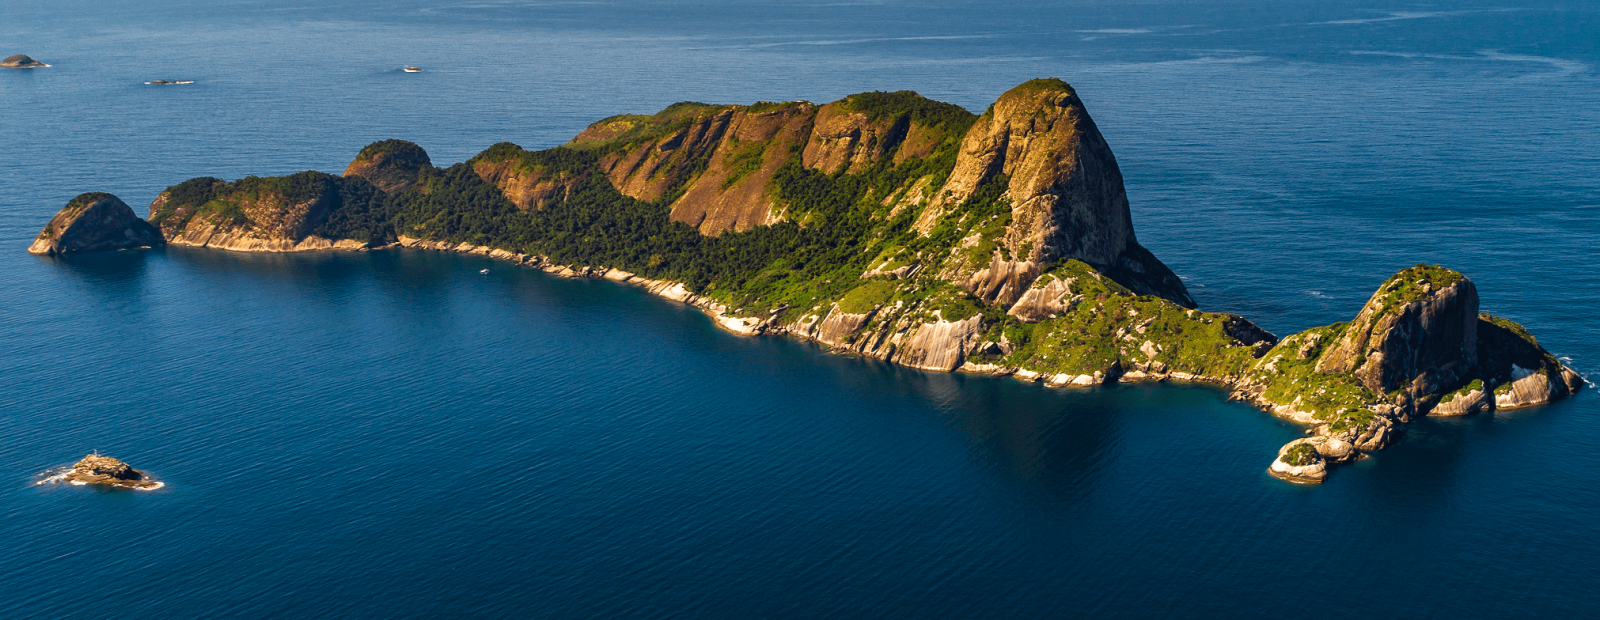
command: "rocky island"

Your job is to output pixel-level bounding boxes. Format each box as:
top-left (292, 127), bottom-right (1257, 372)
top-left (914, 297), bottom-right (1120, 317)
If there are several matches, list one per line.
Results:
top-left (56, 454), bottom-right (161, 490)
top-left (2, 54), bottom-right (49, 68)
top-left (29, 78), bottom-right (1584, 483)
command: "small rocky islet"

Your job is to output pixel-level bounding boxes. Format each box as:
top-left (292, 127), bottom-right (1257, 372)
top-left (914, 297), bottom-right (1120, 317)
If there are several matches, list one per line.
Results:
top-left (2, 54), bottom-right (49, 69)
top-left (28, 78), bottom-right (1584, 483)
top-left (44, 454), bottom-right (161, 490)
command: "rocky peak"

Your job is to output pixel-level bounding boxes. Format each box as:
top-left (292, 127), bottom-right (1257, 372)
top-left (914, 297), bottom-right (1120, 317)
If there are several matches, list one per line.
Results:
top-left (2, 54), bottom-right (48, 68)
top-left (344, 139), bottom-right (432, 193)
top-left (917, 79), bottom-right (1131, 266)
top-left (28, 192), bottom-right (165, 255)
top-left (801, 91), bottom-right (970, 175)
top-left (1316, 264), bottom-right (1479, 398)
top-left (470, 142), bottom-right (593, 211)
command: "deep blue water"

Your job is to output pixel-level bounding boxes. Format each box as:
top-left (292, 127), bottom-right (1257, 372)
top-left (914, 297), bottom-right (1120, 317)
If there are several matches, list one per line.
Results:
top-left (3, 1), bottom-right (1598, 617)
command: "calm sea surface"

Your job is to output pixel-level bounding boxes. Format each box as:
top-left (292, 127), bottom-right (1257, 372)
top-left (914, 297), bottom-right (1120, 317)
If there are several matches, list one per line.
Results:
top-left (3, 1), bottom-right (1598, 617)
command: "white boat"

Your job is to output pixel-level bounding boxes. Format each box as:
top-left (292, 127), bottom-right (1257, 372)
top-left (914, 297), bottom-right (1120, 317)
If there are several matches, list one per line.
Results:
top-left (403, 66), bottom-right (423, 73)
top-left (480, 269), bottom-right (489, 274)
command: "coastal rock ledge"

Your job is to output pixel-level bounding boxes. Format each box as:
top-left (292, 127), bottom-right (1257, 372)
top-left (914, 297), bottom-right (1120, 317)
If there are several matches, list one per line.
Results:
top-left (29, 193), bottom-right (165, 255)
top-left (62, 454), bottom-right (160, 490)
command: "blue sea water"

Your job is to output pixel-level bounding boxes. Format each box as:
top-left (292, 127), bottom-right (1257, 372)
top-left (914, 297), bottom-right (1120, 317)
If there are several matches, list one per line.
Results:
top-left (2, 0), bottom-right (1598, 617)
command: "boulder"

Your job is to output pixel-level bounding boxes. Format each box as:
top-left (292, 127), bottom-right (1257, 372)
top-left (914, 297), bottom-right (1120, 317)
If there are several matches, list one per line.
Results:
top-left (2, 54), bottom-right (48, 68)
top-left (63, 454), bottom-right (159, 489)
top-left (344, 139), bottom-right (432, 193)
top-left (1429, 382), bottom-right (1493, 416)
top-left (28, 193), bottom-right (165, 255)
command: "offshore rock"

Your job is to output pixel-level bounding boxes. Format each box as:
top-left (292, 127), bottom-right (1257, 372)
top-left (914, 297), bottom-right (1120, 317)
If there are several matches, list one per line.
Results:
top-left (2, 54), bottom-right (49, 68)
top-left (1268, 439), bottom-right (1327, 484)
top-left (1477, 313), bottom-right (1582, 410)
top-left (62, 454), bottom-right (160, 490)
top-left (28, 193), bottom-right (164, 255)
top-left (344, 139), bottom-right (432, 193)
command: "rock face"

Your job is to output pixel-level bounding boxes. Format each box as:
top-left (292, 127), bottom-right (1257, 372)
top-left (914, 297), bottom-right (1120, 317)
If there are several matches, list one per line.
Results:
top-left (1268, 439), bottom-right (1327, 484)
top-left (914, 79), bottom-right (1193, 307)
top-left (2, 54), bottom-right (48, 68)
top-left (343, 139), bottom-right (431, 193)
top-left (28, 193), bottom-right (165, 255)
top-left (1248, 264), bottom-right (1584, 482)
top-left (63, 454), bottom-right (159, 489)
top-left (149, 171), bottom-right (378, 252)
top-left (471, 142), bottom-right (591, 211)
top-left (1317, 265), bottom-right (1479, 401)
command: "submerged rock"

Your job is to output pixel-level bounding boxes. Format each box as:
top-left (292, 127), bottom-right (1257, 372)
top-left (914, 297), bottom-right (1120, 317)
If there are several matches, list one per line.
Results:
top-left (62, 454), bottom-right (160, 489)
top-left (28, 193), bottom-right (165, 255)
top-left (2, 54), bottom-right (49, 68)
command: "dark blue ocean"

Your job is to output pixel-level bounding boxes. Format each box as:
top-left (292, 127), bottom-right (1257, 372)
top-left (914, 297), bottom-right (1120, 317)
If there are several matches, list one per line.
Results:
top-left (3, 1), bottom-right (1598, 617)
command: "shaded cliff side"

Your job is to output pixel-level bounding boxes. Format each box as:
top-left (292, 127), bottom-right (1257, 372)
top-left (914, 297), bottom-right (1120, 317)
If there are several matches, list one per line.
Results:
top-left (29, 192), bottom-right (164, 255)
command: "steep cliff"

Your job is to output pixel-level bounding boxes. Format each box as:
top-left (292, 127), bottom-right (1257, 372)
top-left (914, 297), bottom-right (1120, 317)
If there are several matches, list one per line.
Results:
top-left (913, 79), bottom-right (1193, 307)
top-left (29, 193), bottom-right (164, 255)
top-left (1245, 265), bottom-right (1583, 483)
top-left (149, 165), bottom-right (397, 252)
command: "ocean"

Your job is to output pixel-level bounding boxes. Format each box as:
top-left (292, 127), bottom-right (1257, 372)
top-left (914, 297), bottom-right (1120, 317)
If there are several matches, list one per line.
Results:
top-left (2, 0), bottom-right (1597, 616)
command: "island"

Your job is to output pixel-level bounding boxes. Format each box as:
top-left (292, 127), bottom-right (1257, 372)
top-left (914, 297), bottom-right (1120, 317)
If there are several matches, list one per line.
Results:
top-left (2, 54), bottom-right (50, 69)
top-left (29, 78), bottom-right (1584, 483)
top-left (60, 454), bottom-right (161, 490)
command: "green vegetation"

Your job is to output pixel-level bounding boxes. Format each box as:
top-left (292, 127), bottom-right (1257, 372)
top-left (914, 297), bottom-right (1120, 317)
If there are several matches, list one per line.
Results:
top-left (1282, 443), bottom-right (1320, 467)
top-left (837, 280), bottom-right (895, 314)
top-left (354, 139), bottom-right (430, 165)
top-left (1440, 379), bottom-right (1485, 404)
top-left (837, 90), bottom-right (977, 133)
top-left (1480, 313), bottom-right (1539, 348)
top-left (569, 102), bottom-right (729, 155)
top-left (1254, 324), bottom-right (1381, 420)
top-left (1366, 264), bottom-right (1465, 316)
top-left (719, 139), bottom-right (766, 190)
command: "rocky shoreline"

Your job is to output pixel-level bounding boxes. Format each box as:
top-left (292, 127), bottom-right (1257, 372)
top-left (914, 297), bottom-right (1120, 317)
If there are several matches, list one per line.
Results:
top-left (28, 79), bottom-right (1585, 484)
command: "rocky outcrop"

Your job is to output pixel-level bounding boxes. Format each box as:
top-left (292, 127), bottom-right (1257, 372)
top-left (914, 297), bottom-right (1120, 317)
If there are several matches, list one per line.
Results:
top-left (149, 171), bottom-right (379, 252)
top-left (344, 139), bottom-right (431, 193)
top-left (1477, 313), bottom-right (1583, 410)
top-left (2, 54), bottom-right (48, 68)
top-left (29, 193), bottom-right (164, 255)
top-left (913, 79), bottom-right (1193, 307)
top-left (1248, 265), bottom-right (1583, 483)
top-left (893, 315), bottom-right (983, 372)
top-left (1316, 264), bottom-right (1480, 403)
top-left (572, 103), bottom-right (737, 204)
top-left (470, 143), bottom-right (590, 211)
top-left (1007, 272), bottom-right (1079, 322)
top-left (1268, 439), bottom-right (1327, 484)
top-left (667, 104), bottom-right (815, 234)
top-left (62, 454), bottom-right (160, 489)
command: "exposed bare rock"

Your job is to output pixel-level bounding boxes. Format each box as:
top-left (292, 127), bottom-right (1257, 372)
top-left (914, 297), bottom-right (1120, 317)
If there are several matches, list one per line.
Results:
top-left (2, 54), bottom-right (48, 68)
top-left (343, 139), bottom-right (432, 193)
top-left (893, 315), bottom-right (983, 372)
top-left (471, 147), bottom-right (588, 211)
top-left (1007, 273), bottom-right (1079, 322)
top-left (149, 172), bottom-right (379, 252)
top-left (964, 252), bottom-right (1039, 307)
top-left (62, 454), bottom-right (159, 490)
top-left (668, 104), bottom-right (815, 234)
top-left (1268, 439), bottom-right (1327, 484)
top-left (28, 193), bottom-right (164, 255)
top-left (1316, 264), bottom-right (1480, 398)
top-left (571, 104), bottom-right (737, 204)
top-left (1477, 313), bottom-right (1582, 409)
top-left (1431, 383), bottom-right (1493, 417)
top-left (815, 305), bottom-right (876, 347)
top-left (912, 79), bottom-right (1193, 307)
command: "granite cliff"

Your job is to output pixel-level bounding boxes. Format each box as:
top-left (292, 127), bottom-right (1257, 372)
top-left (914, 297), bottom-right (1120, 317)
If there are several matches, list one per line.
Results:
top-left (30, 78), bottom-right (1582, 484)
top-left (28, 193), bottom-right (164, 255)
